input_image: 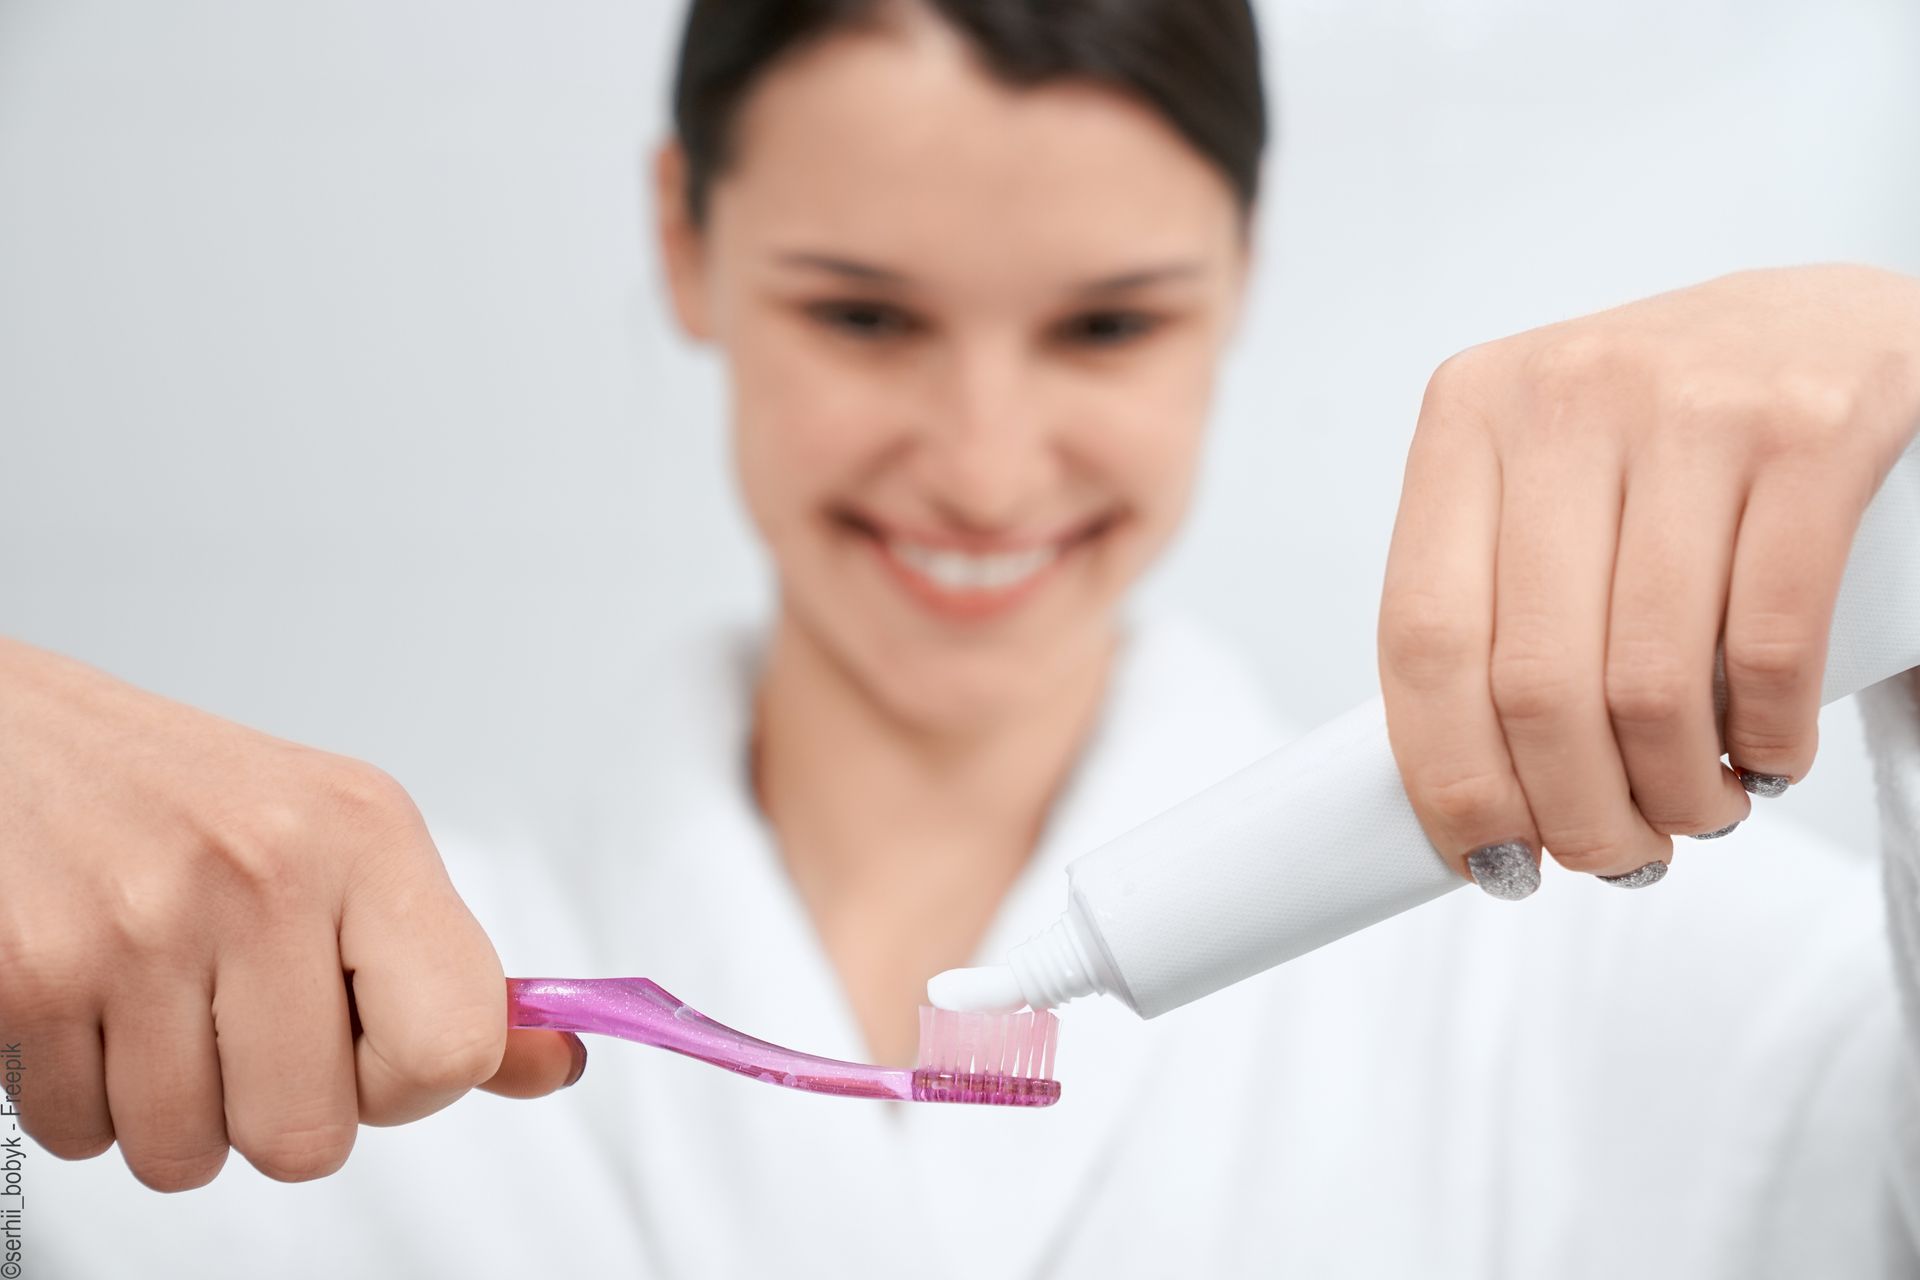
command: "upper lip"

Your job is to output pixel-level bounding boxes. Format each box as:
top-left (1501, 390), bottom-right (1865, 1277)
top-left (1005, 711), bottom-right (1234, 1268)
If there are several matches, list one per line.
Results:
top-left (838, 509), bottom-right (1114, 552)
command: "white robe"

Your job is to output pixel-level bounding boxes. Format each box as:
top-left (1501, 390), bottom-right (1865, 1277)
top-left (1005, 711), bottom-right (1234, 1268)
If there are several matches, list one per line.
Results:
top-left (27, 613), bottom-right (1920, 1278)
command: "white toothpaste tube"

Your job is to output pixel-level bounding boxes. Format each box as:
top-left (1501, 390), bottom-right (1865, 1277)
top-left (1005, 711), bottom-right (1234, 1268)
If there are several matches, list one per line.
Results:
top-left (931, 435), bottom-right (1920, 1020)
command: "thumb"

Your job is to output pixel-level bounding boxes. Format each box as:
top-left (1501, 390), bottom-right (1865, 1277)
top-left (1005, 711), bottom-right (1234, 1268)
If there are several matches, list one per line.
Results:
top-left (478, 1028), bottom-right (588, 1099)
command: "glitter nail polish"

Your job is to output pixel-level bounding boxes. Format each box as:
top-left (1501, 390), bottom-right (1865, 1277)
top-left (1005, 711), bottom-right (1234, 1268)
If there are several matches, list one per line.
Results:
top-left (1466, 839), bottom-right (1539, 900)
top-left (1598, 860), bottom-right (1668, 888)
top-left (1687, 821), bottom-right (1741, 840)
top-left (1735, 767), bottom-right (1791, 798)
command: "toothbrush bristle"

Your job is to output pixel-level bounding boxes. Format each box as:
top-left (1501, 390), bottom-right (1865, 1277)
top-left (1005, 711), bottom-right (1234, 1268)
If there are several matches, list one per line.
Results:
top-left (911, 1006), bottom-right (1062, 1106)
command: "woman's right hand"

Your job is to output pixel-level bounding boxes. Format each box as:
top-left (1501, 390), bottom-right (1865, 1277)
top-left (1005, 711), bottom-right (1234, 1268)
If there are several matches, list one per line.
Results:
top-left (0, 636), bottom-right (586, 1191)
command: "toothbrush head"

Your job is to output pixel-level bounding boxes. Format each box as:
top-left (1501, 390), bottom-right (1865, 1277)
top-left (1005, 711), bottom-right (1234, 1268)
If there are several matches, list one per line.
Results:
top-left (911, 1006), bottom-right (1061, 1107)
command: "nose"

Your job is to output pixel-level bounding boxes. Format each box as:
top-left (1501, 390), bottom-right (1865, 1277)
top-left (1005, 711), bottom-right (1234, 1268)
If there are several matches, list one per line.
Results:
top-left (913, 333), bottom-right (1059, 532)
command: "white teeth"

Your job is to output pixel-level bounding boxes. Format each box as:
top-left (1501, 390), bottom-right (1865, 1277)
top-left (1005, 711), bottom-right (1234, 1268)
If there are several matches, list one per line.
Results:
top-left (888, 539), bottom-right (1059, 592)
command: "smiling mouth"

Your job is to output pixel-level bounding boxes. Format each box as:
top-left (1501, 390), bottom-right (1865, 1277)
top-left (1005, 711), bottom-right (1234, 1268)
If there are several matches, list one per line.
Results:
top-left (833, 509), bottom-right (1116, 619)
top-left (888, 540), bottom-right (1059, 592)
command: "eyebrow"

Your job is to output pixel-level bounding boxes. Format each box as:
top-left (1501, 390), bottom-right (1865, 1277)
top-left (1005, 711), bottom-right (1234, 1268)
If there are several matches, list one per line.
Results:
top-left (773, 250), bottom-right (1205, 297)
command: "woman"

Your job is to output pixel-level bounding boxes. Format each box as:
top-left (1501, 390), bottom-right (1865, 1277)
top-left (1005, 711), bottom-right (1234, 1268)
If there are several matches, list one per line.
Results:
top-left (11, 0), bottom-right (1920, 1275)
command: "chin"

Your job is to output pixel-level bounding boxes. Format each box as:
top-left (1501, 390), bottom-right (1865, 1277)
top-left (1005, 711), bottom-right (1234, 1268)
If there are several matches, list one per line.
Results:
top-left (870, 650), bottom-right (1053, 732)
top-left (860, 607), bottom-right (1122, 735)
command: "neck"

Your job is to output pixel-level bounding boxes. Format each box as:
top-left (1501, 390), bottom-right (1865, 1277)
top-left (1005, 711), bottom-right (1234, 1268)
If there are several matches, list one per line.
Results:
top-left (749, 609), bottom-right (1114, 1063)
top-left (753, 611), bottom-right (1116, 895)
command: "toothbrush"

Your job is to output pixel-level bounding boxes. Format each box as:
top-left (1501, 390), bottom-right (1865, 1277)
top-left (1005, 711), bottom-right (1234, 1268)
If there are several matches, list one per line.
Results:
top-left (505, 976), bottom-right (1060, 1106)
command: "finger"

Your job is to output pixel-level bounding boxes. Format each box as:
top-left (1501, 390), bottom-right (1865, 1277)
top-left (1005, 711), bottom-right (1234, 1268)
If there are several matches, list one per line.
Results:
top-left (213, 917), bottom-right (359, 1182)
top-left (5, 1010), bottom-right (115, 1161)
top-left (0, 898), bottom-right (116, 1159)
top-left (1490, 423), bottom-right (1673, 881)
top-left (1378, 368), bottom-right (1543, 899)
top-left (339, 827), bottom-right (509, 1127)
top-left (1721, 455), bottom-right (1875, 792)
top-left (102, 979), bottom-right (229, 1192)
top-left (477, 1027), bottom-right (589, 1100)
top-left (1604, 442), bottom-right (1753, 839)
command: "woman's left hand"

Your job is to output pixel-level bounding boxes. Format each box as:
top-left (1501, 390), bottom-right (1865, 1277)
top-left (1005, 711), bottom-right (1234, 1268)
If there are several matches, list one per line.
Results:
top-left (1378, 264), bottom-right (1920, 897)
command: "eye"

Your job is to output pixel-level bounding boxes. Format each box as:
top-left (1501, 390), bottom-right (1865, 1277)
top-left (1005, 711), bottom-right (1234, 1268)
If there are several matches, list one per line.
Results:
top-left (1055, 310), bottom-right (1160, 347)
top-left (806, 300), bottom-right (919, 341)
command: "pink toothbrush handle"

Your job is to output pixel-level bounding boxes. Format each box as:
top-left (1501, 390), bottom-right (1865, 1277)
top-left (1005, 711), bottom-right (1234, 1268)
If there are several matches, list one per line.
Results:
top-left (505, 976), bottom-right (914, 1101)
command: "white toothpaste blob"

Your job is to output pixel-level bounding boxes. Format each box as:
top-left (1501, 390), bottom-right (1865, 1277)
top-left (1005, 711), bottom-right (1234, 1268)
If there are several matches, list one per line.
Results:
top-left (926, 964), bottom-right (1028, 1013)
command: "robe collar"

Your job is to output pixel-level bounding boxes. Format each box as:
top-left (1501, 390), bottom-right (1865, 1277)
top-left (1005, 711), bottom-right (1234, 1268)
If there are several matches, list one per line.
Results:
top-left (569, 610), bottom-right (1293, 1276)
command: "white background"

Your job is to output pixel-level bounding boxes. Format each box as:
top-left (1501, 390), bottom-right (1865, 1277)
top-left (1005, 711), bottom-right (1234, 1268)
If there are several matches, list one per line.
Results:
top-left (2, 0), bottom-right (1916, 851)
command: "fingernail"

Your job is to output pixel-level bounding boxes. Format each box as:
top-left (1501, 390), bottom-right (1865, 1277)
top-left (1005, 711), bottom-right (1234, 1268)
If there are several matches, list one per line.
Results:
top-left (1466, 839), bottom-right (1540, 900)
top-left (1597, 860), bottom-right (1668, 888)
top-left (562, 1033), bottom-right (588, 1088)
top-left (1687, 820), bottom-right (1741, 840)
top-left (1735, 767), bottom-right (1791, 798)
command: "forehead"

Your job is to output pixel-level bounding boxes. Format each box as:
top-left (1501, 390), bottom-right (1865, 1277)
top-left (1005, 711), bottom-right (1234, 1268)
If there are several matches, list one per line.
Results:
top-left (707, 9), bottom-right (1241, 287)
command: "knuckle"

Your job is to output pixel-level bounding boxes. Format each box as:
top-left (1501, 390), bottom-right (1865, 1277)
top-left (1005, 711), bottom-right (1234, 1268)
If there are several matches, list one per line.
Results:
top-left (1773, 371), bottom-right (1858, 440)
top-left (197, 784), bottom-right (315, 906)
top-left (31, 1124), bottom-right (117, 1161)
top-left (1661, 372), bottom-right (1760, 437)
top-left (1541, 831), bottom-right (1631, 874)
top-left (0, 922), bottom-right (84, 1020)
top-left (1489, 646), bottom-right (1578, 723)
top-left (1423, 343), bottom-right (1499, 411)
top-left (1633, 796), bottom-right (1716, 835)
top-left (1379, 594), bottom-right (1482, 690)
top-left (1726, 724), bottom-right (1816, 779)
top-left (1725, 722), bottom-right (1804, 756)
top-left (203, 758), bottom-right (420, 904)
top-left (1604, 649), bottom-right (1696, 727)
top-left (202, 816), bottom-right (308, 907)
top-left (126, 1142), bottom-right (229, 1193)
top-left (1728, 374), bottom-right (1856, 462)
top-left (396, 1013), bottom-right (506, 1098)
top-left (320, 759), bottom-right (421, 830)
top-left (214, 790), bottom-right (306, 854)
top-left (100, 866), bottom-right (194, 954)
top-left (1419, 770), bottom-right (1513, 830)
top-left (1723, 625), bottom-right (1814, 698)
top-left (1523, 331), bottom-right (1619, 408)
top-left (11, 1079), bottom-right (117, 1159)
top-left (238, 1118), bottom-right (357, 1183)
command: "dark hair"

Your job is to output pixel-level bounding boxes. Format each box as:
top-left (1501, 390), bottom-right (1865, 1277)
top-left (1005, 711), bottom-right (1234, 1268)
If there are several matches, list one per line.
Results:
top-left (670, 0), bottom-right (1267, 230)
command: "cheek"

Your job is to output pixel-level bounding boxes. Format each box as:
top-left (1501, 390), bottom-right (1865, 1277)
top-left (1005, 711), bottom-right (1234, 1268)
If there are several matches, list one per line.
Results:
top-left (726, 323), bottom-right (890, 542)
top-left (1075, 349), bottom-right (1216, 536)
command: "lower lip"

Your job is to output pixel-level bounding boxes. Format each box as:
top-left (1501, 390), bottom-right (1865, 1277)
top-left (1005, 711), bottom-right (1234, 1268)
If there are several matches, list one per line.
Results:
top-left (863, 535), bottom-right (1076, 623)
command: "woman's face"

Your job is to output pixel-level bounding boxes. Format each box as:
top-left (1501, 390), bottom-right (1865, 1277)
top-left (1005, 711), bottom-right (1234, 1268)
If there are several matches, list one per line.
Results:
top-left (657, 6), bottom-right (1252, 731)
